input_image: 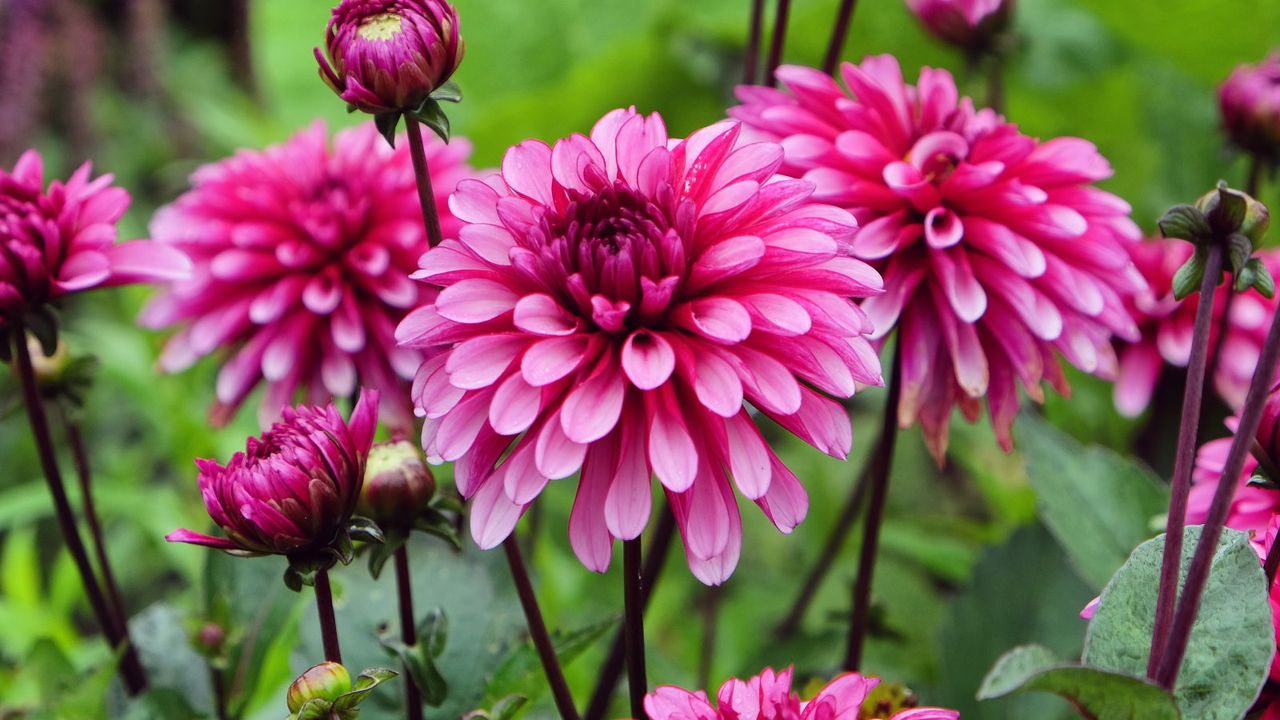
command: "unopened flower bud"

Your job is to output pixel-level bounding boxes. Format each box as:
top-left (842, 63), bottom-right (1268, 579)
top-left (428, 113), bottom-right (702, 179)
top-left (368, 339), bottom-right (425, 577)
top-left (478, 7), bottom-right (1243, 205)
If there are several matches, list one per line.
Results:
top-left (358, 439), bottom-right (435, 531)
top-left (1195, 183), bottom-right (1270, 244)
top-left (1219, 54), bottom-right (1280, 162)
top-left (195, 622), bottom-right (226, 655)
top-left (904, 0), bottom-right (1013, 55)
top-left (287, 662), bottom-right (352, 713)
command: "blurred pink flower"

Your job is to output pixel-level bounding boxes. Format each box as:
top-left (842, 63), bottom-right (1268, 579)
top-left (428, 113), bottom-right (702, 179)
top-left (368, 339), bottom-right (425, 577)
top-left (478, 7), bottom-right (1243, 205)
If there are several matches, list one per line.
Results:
top-left (644, 666), bottom-right (958, 720)
top-left (0, 150), bottom-right (190, 335)
top-left (167, 389), bottom-right (378, 559)
top-left (904, 0), bottom-right (1012, 53)
top-left (141, 122), bottom-right (471, 429)
top-left (1187, 437), bottom-right (1278, 554)
top-left (1113, 239), bottom-right (1280, 416)
top-left (1219, 53), bottom-right (1280, 162)
top-left (731, 55), bottom-right (1145, 462)
top-left (398, 107), bottom-right (884, 584)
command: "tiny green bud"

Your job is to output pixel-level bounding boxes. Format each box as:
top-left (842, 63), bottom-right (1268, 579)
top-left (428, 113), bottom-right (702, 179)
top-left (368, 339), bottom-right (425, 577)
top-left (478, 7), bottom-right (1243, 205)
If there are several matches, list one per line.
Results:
top-left (287, 662), bottom-right (352, 713)
top-left (358, 440), bottom-right (435, 531)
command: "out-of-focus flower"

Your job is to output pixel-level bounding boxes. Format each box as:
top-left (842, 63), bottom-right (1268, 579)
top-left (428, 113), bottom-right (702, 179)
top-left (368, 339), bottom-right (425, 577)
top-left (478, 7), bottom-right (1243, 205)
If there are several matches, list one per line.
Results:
top-left (731, 55), bottom-right (1146, 462)
top-left (904, 0), bottom-right (1013, 55)
top-left (1220, 53), bottom-right (1280, 163)
top-left (399, 107), bottom-right (883, 584)
top-left (644, 666), bottom-right (958, 720)
top-left (166, 389), bottom-right (378, 567)
top-left (317, 0), bottom-right (463, 116)
top-left (286, 662), bottom-right (397, 720)
top-left (0, 150), bottom-right (190, 345)
top-left (140, 123), bottom-right (470, 429)
top-left (1113, 240), bottom-right (1280, 416)
top-left (358, 438), bottom-right (436, 532)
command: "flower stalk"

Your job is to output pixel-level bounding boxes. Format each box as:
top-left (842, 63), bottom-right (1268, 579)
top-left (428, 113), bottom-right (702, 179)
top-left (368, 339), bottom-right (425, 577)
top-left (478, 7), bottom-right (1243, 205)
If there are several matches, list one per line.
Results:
top-left (404, 114), bottom-right (445, 249)
top-left (844, 342), bottom-right (903, 671)
top-left (822, 0), bottom-right (858, 75)
top-left (315, 569), bottom-right (343, 664)
top-left (394, 546), bottom-right (424, 720)
top-left (502, 536), bottom-right (579, 720)
top-left (764, 0), bottom-right (791, 86)
top-left (623, 537), bottom-right (647, 718)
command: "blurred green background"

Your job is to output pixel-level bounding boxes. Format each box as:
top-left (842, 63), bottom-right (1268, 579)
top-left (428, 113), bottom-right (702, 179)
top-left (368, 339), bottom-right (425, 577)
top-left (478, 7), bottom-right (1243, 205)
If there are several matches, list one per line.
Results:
top-left (0, 0), bottom-right (1278, 718)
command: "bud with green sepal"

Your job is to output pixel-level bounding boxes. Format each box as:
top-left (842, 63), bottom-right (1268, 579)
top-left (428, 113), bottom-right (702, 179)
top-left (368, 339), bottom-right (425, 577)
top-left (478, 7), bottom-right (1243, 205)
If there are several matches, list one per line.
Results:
top-left (287, 662), bottom-right (397, 720)
top-left (1161, 182), bottom-right (1273, 300)
top-left (358, 439), bottom-right (462, 579)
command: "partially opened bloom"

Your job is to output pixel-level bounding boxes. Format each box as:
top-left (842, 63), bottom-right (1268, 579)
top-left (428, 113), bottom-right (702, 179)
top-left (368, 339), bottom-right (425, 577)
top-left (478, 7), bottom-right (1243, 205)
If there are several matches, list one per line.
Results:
top-left (0, 150), bottom-right (190, 341)
top-left (1114, 240), bottom-right (1280, 415)
top-left (1219, 53), bottom-right (1280, 162)
top-left (644, 666), bottom-right (958, 720)
top-left (398, 108), bottom-right (883, 584)
top-left (166, 389), bottom-right (378, 564)
top-left (140, 122), bottom-right (470, 428)
top-left (731, 55), bottom-right (1146, 461)
top-left (317, 0), bottom-right (464, 116)
top-left (904, 0), bottom-right (1012, 54)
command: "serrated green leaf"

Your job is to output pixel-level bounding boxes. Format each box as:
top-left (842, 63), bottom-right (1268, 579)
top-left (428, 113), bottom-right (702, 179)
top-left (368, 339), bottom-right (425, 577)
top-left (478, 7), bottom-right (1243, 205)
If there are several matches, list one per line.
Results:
top-left (1083, 527), bottom-right (1273, 720)
top-left (979, 645), bottom-right (1180, 719)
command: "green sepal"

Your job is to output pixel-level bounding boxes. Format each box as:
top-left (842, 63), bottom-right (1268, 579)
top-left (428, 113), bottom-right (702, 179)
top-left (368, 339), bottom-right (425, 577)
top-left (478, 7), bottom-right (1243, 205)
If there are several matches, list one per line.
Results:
top-left (1227, 232), bottom-right (1253, 276)
top-left (1157, 204), bottom-right (1209, 242)
top-left (414, 507), bottom-right (463, 550)
top-left (25, 306), bottom-right (60, 357)
top-left (374, 112), bottom-right (404, 148)
top-left (411, 99), bottom-right (451, 143)
top-left (1248, 258), bottom-right (1275, 298)
top-left (1208, 182), bottom-right (1248, 236)
top-left (1171, 247), bottom-right (1210, 300)
top-left (366, 530), bottom-right (408, 580)
top-left (347, 516), bottom-right (386, 545)
top-left (291, 697), bottom-right (334, 720)
top-left (430, 81), bottom-right (463, 104)
top-left (330, 667), bottom-right (399, 713)
top-left (1248, 472), bottom-right (1280, 490)
top-left (432, 494), bottom-right (465, 515)
top-left (419, 607), bottom-right (448, 658)
top-left (283, 565), bottom-right (312, 593)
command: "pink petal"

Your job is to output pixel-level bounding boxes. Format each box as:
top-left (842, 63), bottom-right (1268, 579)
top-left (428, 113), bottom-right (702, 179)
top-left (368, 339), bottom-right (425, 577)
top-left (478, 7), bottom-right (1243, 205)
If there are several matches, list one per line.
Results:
top-left (622, 330), bottom-right (676, 390)
top-left (560, 356), bottom-right (627, 443)
top-left (470, 478), bottom-right (525, 549)
top-left (514, 294), bottom-right (580, 336)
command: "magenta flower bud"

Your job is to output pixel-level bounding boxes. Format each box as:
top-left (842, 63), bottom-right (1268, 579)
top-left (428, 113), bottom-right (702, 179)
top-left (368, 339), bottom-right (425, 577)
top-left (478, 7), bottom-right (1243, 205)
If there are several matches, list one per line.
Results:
top-left (316, 0), bottom-right (464, 116)
top-left (287, 662), bottom-right (352, 713)
top-left (166, 389), bottom-right (379, 562)
top-left (1220, 54), bottom-right (1280, 162)
top-left (196, 622), bottom-right (227, 655)
top-left (903, 0), bottom-right (1012, 54)
top-left (358, 439), bottom-right (435, 531)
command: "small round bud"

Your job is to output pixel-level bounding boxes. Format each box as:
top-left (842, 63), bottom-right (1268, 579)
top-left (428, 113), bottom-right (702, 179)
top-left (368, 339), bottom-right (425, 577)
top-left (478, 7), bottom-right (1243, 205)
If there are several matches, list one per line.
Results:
top-left (1219, 54), bottom-right (1280, 163)
top-left (195, 622), bottom-right (226, 654)
top-left (287, 662), bottom-right (352, 713)
top-left (358, 439), bottom-right (435, 530)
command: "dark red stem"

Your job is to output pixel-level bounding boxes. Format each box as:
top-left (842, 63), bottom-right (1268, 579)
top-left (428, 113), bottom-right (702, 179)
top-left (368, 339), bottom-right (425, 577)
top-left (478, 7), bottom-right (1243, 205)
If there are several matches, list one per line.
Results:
top-left (503, 536), bottom-right (580, 720)
top-left (1147, 243), bottom-right (1223, 678)
top-left (403, 114), bottom-right (445, 249)
top-left (764, 0), bottom-right (791, 87)
top-left (315, 569), bottom-right (343, 664)
top-left (743, 0), bottom-right (766, 85)
top-left (395, 545), bottom-right (424, 720)
top-left (1155, 304), bottom-right (1280, 687)
top-left (623, 538), bottom-right (647, 718)
top-left (822, 0), bottom-right (858, 75)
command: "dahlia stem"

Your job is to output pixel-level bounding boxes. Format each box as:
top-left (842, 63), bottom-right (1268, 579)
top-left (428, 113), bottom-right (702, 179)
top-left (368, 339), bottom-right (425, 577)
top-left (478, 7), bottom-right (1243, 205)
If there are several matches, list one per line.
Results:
top-left (822, 0), bottom-right (858, 75)
top-left (1246, 155), bottom-right (1263, 197)
top-left (773, 447), bottom-right (872, 641)
top-left (584, 506), bottom-right (676, 720)
top-left (986, 54), bottom-right (1005, 114)
top-left (394, 545), bottom-right (424, 720)
top-left (744, 0), bottom-right (766, 84)
top-left (502, 536), bottom-right (579, 720)
top-left (622, 538), bottom-right (647, 718)
top-left (314, 569), bottom-right (343, 664)
top-left (211, 665), bottom-right (230, 720)
top-left (11, 328), bottom-right (148, 696)
top-left (1155, 304), bottom-right (1280, 688)
top-left (697, 585), bottom-right (722, 690)
top-left (764, 0), bottom-right (791, 87)
top-left (1146, 243), bottom-right (1224, 679)
top-left (403, 114), bottom-right (446, 249)
top-left (843, 342), bottom-right (903, 671)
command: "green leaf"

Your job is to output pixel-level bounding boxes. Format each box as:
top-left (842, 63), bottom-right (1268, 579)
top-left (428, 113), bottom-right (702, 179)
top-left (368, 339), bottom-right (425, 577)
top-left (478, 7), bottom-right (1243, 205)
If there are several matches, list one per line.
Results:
top-left (979, 645), bottom-right (1180, 719)
top-left (1017, 415), bottom-right (1169, 590)
top-left (128, 604), bottom-right (216, 716)
top-left (380, 633), bottom-right (448, 707)
top-left (366, 530), bottom-right (407, 580)
top-left (1083, 527), bottom-right (1273, 720)
top-left (1171, 247), bottom-right (1209, 300)
top-left (420, 607), bottom-right (448, 658)
top-left (120, 688), bottom-right (201, 720)
top-left (491, 694), bottom-right (530, 720)
top-left (431, 81), bottom-right (463, 104)
top-left (1156, 204), bottom-right (1209, 241)
top-left (415, 507), bottom-right (463, 550)
top-left (482, 617), bottom-right (616, 707)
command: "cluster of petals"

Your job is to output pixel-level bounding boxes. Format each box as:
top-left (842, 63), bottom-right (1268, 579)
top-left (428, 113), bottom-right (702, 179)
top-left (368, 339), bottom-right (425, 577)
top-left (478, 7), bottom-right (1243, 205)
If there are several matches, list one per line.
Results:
top-left (1219, 53), bottom-right (1280, 161)
top-left (903, 0), bottom-right (1011, 52)
top-left (166, 389), bottom-right (378, 558)
top-left (0, 150), bottom-right (190, 332)
top-left (731, 55), bottom-right (1146, 461)
top-left (644, 666), bottom-right (957, 720)
top-left (398, 107), bottom-right (884, 584)
top-left (141, 122), bottom-right (471, 429)
top-left (1113, 239), bottom-right (1280, 416)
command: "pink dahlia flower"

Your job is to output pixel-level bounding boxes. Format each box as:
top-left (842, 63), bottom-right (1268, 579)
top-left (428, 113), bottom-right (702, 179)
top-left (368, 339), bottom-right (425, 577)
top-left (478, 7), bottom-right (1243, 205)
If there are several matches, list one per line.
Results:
top-left (904, 0), bottom-right (1012, 53)
top-left (644, 666), bottom-right (958, 720)
top-left (317, 0), bottom-right (464, 116)
top-left (140, 122), bottom-right (471, 429)
top-left (731, 55), bottom-right (1146, 462)
top-left (166, 388), bottom-right (378, 559)
top-left (398, 108), bottom-right (883, 584)
top-left (1114, 239), bottom-right (1280, 416)
top-left (0, 150), bottom-right (190, 336)
top-left (1219, 53), bottom-right (1280, 162)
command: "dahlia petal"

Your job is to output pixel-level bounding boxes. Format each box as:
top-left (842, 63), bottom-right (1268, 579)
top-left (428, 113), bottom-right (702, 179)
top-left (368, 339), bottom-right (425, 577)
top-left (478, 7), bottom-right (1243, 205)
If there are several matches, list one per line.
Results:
top-left (892, 710), bottom-right (960, 720)
top-left (521, 335), bottom-right (594, 386)
top-left (321, 347), bottom-right (357, 397)
top-left (165, 528), bottom-right (241, 551)
top-left (513, 294), bottom-right (580, 336)
top-left (500, 443), bottom-right (549, 505)
top-left (962, 217), bottom-right (1046, 278)
top-left (560, 356), bottom-right (627, 443)
top-left (570, 433), bottom-right (620, 572)
top-left (550, 134), bottom-right (608, 192)
top-left (729, 346), bottom-right (803, 415)
top-left (930, 248), bottom-right (988, 323)
top-left (501, 140), bottom-right (555, 205)
top-left (740, 293), bottom-right (812, 336)
top-left (470, 477), bottom-right (525, 549)
top-left (249, 275), bottom-right (308, 324)
top-left (756, 455), bottom-right (809, 533)
top-left (435, 390), bottom-right (494, 462)
top-left (449, 179), bottom-right (503, 225)
top-left (457, 224), bottom-right (516, 265)
top-left (851, 211), bottom-right (913, 260)
top-left (489, 373), bottom-right (543, 436)
top-left (689, 235), bottom-right (764, 289)
top-left (535, 409), bottom-right (589, 479)
top-left (723, 413), bottom-right (772, 499)
top-left (605, 411), bottom-right (652, 540)
top-left (644, 687), bottom-right (719, 720)
top-left (348, 388), bottom-right (380, 454)
top-left (435, 278), bottom-right (519, 323)
top-left (648, 390), bottom-right (699, 492)
top-left (677, 297), bottom-right (752, 344)
top-left (805, 674), bottom-right (879, 720)
top-left (923, 207), bottom-right (963, 249)
top-left (622, 330), bottom-right (676, 390)
top-left (690, 349), bottom-right (744, 418)
top-left (56, 251), bottom-right (111, 291)
top-left (103, 242), bottom-right (192, 282)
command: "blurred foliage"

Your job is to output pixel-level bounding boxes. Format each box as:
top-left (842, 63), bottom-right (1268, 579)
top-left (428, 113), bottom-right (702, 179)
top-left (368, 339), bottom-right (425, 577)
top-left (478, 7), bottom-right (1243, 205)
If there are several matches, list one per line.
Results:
top-left (0, 0), bottom-right (1278, 718)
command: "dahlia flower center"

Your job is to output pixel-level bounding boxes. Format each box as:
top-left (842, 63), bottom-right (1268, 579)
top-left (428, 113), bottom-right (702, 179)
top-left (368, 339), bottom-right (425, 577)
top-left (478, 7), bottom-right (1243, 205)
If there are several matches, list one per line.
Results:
top-left (357, 12), bottom-right (404, 41)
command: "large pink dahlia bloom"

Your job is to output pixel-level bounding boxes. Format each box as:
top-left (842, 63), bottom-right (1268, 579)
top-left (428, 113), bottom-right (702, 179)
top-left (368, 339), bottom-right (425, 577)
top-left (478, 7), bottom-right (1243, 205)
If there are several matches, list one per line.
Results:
top-left (397, 108), bottom-right (883, 584)
top-left (0, 150), bottom-right (190, 335)
top-left (644, 666), bottom-right (958, 720)
top-left (140, 122), bottom-right (471, 429)
top-left (1113, 239), bottom-right (1280, 416)
top-left (731, 55), bottom-right (1146, 461)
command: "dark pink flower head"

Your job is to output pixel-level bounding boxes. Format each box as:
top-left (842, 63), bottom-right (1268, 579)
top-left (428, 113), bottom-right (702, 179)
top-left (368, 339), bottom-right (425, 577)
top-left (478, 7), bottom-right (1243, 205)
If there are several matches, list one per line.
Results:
top-left (1219, 53), bottom-right (1280, 162)
top-left (1114, 239), bottom-right (1280, 416)
top-left (317, 0), bottom-right (464, 116)
top-left (731, 55), bottom-right (1146, 462)
top-left (644, 666), bottom-right (958, 720)
top-left (1187, 427), bottom-right (1279, 558)
top-left (398, 107), bottom-right (884, 584)
top-left (0, 150), bottom-right (190, 335)
top-left (904, 0), bottom-right (1012, 53)
top-left (167, 388), bottom-right (379, 559)
top-left (140, 122), bottom-right (471, 430)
